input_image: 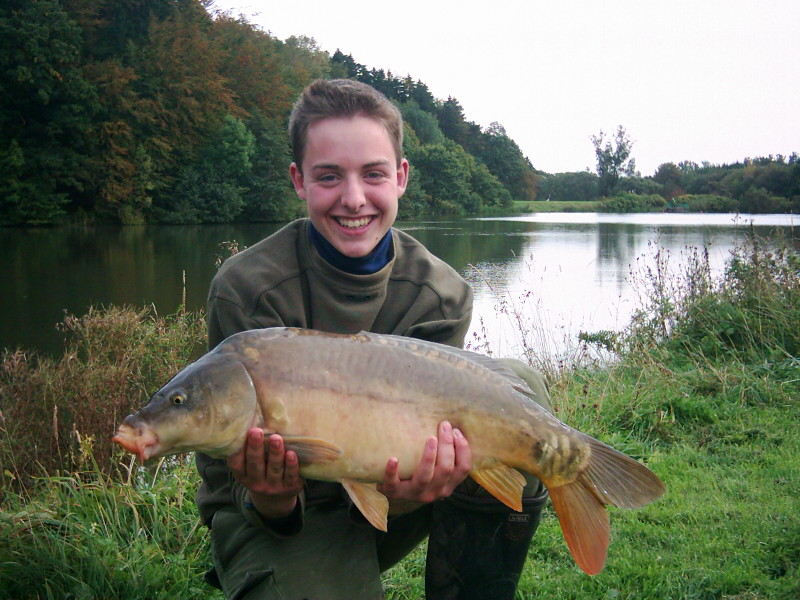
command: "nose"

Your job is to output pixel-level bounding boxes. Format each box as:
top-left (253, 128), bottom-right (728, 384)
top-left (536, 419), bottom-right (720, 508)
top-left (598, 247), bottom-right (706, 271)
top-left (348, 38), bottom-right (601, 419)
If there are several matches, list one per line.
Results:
top-left (340, 176), bottom-right (366, 212)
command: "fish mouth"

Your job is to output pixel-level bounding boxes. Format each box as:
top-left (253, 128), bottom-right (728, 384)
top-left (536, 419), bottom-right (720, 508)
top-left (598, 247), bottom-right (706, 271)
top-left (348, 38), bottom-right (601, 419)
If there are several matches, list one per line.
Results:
top-left (112, 422), bottom-right (161, 463)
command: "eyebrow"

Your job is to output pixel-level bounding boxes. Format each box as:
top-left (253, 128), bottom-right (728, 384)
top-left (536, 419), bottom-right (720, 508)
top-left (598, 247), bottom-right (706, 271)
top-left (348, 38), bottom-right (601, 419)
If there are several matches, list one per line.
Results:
top-left (362, 160), bottom-right (392, 169)
top-left (310, 159), bottom-right (392, 171)
top-left (310, 163), bottom-right (340, 172)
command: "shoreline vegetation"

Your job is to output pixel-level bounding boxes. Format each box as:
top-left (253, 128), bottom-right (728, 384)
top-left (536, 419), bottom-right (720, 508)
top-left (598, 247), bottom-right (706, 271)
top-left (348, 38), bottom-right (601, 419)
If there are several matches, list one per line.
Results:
top-left (516, 192), bottom-right (800, 215)
top-left (1, 235), bottom-right (798, 598)
top-left (2, 1), bottom-right (798, 228)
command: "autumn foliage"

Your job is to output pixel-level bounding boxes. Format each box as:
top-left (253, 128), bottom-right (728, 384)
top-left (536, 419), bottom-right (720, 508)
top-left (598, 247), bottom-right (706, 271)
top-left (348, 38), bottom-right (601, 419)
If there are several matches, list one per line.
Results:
top-left (0, 0), bottom-right (538, 225)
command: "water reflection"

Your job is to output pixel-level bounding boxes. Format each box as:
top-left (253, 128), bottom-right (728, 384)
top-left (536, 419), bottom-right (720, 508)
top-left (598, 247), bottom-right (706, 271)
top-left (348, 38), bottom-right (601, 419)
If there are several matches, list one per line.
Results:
top-left (1, 213), bottom-right (796, 358)
top-left (466, 213), bottom-right (798, 361)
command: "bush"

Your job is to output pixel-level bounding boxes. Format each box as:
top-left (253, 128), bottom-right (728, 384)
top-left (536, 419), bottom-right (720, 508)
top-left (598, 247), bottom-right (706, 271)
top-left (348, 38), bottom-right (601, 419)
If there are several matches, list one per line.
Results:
top-left (672, 194), bottom-right (739, 212)
top-left (0, 306), bottom-right (206, 487)
top-left (598, 193), bottom-right (667, 212)
top-left (625, 234), bottom-right (800, 368)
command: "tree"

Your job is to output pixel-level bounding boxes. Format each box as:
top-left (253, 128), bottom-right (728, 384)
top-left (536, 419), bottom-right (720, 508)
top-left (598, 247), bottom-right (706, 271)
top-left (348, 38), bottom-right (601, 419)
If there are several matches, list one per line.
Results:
top-left (409, 79), bottom-right (437, 113)
top-left (0, 0), bottom-right (98, 224)
top-left (469, 160), bottom-right (512, 209)
top-left (241, 115), bottom-right (302, 222)
top-left (653, 162), bottom-right (684, 199)
top-left (210, 15), bottom-right (292, 119)
top-left (538, 171), bottom-right (599, 202)
top-left (330, 49), bottom-right (360, 78)
top-left (409, 142), bottom-right (473, 214)
top-left (475, 123), bottom-right (538, 202)
top-left (277, 35), bottom-right (332, 94)
top-left (591, 126), bottom-right (636, 197)
top-left (436, 97), bottom-right (469, 147)
top-left (159, 115), bottom-right (255, 223)
top-left (400, 101), bottom-right (445, 145)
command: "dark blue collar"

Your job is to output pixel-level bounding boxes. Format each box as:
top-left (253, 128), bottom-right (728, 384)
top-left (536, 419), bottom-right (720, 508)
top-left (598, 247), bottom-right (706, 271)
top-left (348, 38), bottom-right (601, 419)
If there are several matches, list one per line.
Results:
top-left (308, 223), bottom-right (393, 275)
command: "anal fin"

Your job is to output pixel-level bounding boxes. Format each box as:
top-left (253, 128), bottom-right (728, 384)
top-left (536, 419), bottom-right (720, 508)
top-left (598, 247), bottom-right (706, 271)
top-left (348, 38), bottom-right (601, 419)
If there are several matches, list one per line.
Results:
top-left (341, 479), bottom-right (389, 532)
top-left (470, 463), bottom-right (526, 512)
top-left (280, 436), bottom-right (342, 465)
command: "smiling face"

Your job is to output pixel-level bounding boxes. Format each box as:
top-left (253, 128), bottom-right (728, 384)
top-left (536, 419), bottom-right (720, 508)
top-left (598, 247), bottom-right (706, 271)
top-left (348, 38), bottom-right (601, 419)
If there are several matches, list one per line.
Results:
top-left (290, 115), bottom-right (409, 258)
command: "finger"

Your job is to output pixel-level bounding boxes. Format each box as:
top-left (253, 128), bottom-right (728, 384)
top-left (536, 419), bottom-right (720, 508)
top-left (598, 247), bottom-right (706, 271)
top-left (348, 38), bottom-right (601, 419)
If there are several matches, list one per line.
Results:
top-left (283, 450), bottom-right (302, 489)
top-left (378, 457), bottom-right (400, 496)
top-left (435, 421), bottom-right (455, 472)
top-left (245, 428), bottom-right (266, 481)
top-left (227, 446), bottom-right (245, 476)
top-left (265, 434), bottom-right (286, 482)
top-left (453, 428), bottom-right (472, 473)
top-left (414, 436), bottom-right (438, 486)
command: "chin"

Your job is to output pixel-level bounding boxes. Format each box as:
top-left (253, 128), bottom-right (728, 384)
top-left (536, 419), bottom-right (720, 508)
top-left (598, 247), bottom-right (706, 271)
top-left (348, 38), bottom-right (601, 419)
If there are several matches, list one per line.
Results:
top-left (336, 242), bottom-right (373, 258)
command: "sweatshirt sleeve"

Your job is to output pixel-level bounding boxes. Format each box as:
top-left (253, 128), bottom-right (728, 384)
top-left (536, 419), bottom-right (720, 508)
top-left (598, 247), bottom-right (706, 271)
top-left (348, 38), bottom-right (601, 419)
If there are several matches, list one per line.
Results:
top-left (392, 264), bottom-right (474, 350)
top-left (403, 283), bottom-right (473, 349)
top-left (206, 273), bottom-right (285, 349)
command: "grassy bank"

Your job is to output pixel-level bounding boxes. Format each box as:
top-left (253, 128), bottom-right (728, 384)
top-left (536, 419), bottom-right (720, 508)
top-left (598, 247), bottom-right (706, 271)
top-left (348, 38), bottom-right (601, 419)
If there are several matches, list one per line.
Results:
top-left (1, 238), bottom-right (798, 599)
top-left (515, 192), bottom-right (798, 215)
top-left (513, 200), bottom-right (605, 213)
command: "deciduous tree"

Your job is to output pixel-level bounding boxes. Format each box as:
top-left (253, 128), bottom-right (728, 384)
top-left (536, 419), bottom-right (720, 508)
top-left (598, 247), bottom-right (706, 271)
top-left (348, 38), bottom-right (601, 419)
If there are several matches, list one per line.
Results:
top-left (591, 125), bottom-right (636, 197)
top-left (0, 0), bottom-right (98, 224)
top-left (653, 162), bottom-right (684, 199)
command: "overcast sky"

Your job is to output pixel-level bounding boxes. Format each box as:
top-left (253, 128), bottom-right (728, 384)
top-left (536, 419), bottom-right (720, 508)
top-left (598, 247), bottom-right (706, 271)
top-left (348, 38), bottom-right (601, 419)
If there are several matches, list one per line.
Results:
top-left (210, 0), bottom-right (799, 176)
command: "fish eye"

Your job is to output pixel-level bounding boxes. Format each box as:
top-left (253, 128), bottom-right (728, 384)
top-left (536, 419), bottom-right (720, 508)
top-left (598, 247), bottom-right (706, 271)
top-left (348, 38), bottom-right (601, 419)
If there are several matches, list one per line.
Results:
top-left (170, 392), bottom-right (186, 406)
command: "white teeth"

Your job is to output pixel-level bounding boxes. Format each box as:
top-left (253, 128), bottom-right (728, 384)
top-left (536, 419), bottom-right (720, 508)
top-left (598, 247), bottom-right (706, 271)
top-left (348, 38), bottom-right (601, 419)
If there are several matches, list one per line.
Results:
top-left (336, 217), bottom-right (372, 229)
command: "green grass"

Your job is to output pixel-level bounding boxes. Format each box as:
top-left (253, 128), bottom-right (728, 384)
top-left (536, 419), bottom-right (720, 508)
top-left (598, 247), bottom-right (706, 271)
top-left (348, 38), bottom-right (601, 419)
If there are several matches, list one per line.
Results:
top-left (505, 364), bottom-right (799, 600)
top-left (0, 461), bottom-right (221, 600)
top-left (1, 235), bottom-right (798, 599)
top-left (513, 200), bottom-right (604, 213)
top-left (379, 361), bottom-right (800, 599)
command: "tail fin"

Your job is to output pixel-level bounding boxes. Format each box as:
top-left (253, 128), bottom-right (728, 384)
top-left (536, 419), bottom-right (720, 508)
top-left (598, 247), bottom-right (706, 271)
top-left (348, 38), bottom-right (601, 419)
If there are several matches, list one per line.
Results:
top-left (548, 481), bottom-right (609, 575)
top-left (548, 436), bottom-right (665, 575)
top-left (580, 436), bottom-right (665, 509)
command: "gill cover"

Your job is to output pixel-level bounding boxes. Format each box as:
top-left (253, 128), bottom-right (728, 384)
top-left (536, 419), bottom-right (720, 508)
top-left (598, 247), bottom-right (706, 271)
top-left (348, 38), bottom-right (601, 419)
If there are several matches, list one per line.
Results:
top-left (120, 351), bottom-right (258, 460)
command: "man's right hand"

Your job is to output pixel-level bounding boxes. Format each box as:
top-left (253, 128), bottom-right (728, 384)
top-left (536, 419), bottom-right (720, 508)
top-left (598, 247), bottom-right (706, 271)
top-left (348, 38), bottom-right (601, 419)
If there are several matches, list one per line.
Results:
top-left (227, 429), bottom-right (304, 519)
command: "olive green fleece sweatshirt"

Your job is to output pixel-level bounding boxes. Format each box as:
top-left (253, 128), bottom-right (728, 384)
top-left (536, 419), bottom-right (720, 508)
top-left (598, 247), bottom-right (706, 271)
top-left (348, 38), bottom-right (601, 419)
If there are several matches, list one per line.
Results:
top-left (196, 219), bottom-right (473, 531)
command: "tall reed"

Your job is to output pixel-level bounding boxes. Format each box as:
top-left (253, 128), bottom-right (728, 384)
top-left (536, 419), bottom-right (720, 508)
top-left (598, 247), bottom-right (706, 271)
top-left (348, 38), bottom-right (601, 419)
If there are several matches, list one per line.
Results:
top-left (0, 306), bottom-right (206, 489)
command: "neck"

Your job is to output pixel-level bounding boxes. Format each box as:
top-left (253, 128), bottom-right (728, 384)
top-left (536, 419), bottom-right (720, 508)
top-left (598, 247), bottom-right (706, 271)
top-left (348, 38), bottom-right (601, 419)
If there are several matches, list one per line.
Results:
top-left (308, 223), bottom-right (393, 275)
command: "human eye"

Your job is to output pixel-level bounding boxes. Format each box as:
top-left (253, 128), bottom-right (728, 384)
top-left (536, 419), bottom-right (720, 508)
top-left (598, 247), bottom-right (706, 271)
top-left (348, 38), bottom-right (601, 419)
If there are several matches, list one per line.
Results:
top-left (365, 169), bottom-right (389, 182)
top-left (315, 172), bottom-right (339, 184)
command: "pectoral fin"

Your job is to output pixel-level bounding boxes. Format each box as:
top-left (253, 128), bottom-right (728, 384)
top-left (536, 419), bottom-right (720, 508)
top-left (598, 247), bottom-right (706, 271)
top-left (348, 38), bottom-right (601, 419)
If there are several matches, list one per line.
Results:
top-left (341, 479), bottom-right (389, 532)
top-left (470, 464), bottom-right (527, 512)
top-left (280, 436), bottom-right (342, 465)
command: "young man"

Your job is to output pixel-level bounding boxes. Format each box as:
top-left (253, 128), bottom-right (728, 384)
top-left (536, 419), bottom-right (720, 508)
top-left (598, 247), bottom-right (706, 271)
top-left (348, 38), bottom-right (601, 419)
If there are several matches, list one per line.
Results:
top-left (199, 79), bottom-right (548, 599)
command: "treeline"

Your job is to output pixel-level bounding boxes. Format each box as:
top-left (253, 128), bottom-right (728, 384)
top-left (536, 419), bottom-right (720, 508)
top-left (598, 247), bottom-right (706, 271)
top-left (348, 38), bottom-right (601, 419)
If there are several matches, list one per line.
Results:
top-left (539, 155), bottom-right (800, 213)
top-left (329, 51), bottom-right (536, 217)
top-left (0, 0), bottom-right (536, 226)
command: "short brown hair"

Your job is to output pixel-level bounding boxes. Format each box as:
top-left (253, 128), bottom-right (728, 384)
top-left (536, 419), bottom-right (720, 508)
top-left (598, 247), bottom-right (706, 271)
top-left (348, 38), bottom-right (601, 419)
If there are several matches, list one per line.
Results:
top-left (288, 79), bottom-right (404, 170)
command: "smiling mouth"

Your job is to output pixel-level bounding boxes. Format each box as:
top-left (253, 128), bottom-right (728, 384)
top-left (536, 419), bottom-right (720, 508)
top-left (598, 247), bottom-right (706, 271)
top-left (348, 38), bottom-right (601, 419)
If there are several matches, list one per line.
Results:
top-left (335, 216), bottom-right (373, 229)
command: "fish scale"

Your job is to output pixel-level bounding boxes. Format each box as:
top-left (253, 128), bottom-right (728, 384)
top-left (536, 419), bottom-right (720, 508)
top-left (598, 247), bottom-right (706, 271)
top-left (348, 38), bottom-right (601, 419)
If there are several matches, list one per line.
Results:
top-left (113, 327), bottom-right (665, 575)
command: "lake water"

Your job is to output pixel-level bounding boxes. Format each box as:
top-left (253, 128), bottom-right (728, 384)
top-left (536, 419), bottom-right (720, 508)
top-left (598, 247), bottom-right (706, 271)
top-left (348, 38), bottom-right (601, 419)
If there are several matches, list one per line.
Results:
top-left (2, 213), bottom-right (797, 359)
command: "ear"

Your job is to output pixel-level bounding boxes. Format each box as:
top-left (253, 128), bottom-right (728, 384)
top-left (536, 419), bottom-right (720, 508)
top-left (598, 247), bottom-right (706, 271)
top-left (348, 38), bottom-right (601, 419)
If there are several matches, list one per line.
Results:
top-left (289, 163), bottom-right (306, 199)
top-left (396, 159), bottom-right (410, 196)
